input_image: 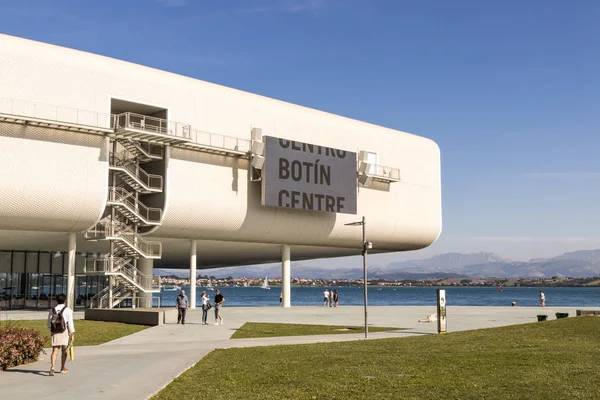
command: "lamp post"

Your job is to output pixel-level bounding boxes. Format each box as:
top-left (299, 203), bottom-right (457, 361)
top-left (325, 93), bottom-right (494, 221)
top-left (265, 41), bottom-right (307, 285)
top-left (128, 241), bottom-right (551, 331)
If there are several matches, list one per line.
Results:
top-left (345, 216), bottom-right (371, 339)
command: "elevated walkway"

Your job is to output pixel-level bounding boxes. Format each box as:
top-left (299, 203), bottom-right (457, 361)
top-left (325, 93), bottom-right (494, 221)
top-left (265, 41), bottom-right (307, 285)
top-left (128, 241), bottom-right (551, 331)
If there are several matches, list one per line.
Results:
top-left (113, 112), bottom-right (192, 145)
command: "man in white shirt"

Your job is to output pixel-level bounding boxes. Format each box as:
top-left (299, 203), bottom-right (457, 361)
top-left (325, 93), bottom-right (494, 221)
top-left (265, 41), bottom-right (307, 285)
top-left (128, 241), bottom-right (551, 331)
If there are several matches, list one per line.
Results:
top-left (47, 293), bottom-right (75, 376)
top-left (323, 289), bottom-right (330, 307)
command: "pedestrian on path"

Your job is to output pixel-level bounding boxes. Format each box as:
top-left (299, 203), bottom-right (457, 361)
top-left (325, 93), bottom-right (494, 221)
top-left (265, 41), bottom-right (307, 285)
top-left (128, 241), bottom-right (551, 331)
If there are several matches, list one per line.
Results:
top-left (333, 290), bottom-right (339, 307)
top-left (176, 289), bottom-right (189, 325)
top-left (47, 293), bottom-right (75, 376)
top-left (201, 291), bottom-right (210, 325)
top-left (329, 290), bottom-right (333, 307)
top-left (280, 292), bottom-right (283, 305)
top-left (214, 289), bottom-right (225, 325)
top-left (539, 291), bottom-right (546, 307)
top-left (323, 289), bottom-right (330, 306)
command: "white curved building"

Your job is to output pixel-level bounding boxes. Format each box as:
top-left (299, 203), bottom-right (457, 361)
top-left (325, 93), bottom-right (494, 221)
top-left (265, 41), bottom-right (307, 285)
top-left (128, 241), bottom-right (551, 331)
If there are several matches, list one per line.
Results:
top-left (0, 34), bottom-right (441, 310)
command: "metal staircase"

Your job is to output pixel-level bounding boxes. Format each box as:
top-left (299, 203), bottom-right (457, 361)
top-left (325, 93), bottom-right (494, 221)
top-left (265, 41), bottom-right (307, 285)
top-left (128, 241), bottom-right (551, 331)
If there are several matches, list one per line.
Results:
top-left (86, 125), bottom-right (168, 308)
top-left (107, 187), bottom-right (162, 226)
top-left (110, 149), bottom-right (163, 193)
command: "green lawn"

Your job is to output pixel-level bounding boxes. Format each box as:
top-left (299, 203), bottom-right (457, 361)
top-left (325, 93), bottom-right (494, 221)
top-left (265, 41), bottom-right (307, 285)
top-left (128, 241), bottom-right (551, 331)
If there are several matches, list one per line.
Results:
top-left (154, 318), bottom-right (600, 400)
top-left (231, 322), bottom-right (404, 339)
top-left (7, 320), bottom-right (149, 346)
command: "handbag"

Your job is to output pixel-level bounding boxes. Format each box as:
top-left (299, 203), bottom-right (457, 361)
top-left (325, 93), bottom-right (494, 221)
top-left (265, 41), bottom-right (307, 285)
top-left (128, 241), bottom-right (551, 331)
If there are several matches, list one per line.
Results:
top-left (206, 302), bottom-right (212, 310)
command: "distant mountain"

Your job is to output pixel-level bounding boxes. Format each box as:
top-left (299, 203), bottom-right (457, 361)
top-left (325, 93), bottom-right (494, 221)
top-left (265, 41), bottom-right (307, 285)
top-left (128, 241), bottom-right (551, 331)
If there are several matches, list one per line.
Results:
top-left (157, 250), bottom-right (600, 280)
top-left (549, 249), bottom-right (600, 263)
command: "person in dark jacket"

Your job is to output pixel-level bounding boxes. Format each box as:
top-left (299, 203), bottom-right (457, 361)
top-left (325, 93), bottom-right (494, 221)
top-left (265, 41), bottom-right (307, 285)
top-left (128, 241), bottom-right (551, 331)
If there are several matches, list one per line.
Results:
top-left (176, 289), bottom-right (189, 325)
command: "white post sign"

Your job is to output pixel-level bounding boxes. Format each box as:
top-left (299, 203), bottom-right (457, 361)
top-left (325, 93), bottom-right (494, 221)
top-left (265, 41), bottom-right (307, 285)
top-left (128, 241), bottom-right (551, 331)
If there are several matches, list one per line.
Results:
top-left (437, 289), bottom-right (447, 334)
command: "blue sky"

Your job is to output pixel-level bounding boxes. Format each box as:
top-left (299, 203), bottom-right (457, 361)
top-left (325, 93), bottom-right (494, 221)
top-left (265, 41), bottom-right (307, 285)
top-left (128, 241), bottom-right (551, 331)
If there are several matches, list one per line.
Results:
top-left (2, 0), bottom-right (599, 266)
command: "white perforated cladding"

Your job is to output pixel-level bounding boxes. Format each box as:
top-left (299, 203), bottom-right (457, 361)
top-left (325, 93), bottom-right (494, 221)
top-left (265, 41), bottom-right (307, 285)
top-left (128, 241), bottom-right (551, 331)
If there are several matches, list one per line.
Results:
top-left (0, 123), bottom-right (108, 232)
top-left (0, 34), bottom-right (441, 254)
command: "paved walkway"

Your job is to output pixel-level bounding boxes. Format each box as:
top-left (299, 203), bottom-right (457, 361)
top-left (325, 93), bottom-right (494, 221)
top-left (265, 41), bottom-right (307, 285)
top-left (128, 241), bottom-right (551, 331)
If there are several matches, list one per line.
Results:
top-left (0, 306), bottom-right (590, 399)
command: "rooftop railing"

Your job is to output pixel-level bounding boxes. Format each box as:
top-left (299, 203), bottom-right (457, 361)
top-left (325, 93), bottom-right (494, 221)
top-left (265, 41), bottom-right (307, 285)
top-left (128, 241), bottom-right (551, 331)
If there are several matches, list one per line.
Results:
top-left (0, 97), bottom-right (114, 130)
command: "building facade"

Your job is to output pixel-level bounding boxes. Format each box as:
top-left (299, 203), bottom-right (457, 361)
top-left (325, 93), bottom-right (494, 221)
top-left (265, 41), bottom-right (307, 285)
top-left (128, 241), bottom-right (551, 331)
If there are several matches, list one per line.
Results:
top-left (0, 34), bottom-right (441, 309)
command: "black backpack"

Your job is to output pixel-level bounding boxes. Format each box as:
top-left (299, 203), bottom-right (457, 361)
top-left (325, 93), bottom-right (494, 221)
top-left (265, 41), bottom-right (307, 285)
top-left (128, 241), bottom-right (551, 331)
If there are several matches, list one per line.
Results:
top-left (50, 306), bottom-right (67, 334)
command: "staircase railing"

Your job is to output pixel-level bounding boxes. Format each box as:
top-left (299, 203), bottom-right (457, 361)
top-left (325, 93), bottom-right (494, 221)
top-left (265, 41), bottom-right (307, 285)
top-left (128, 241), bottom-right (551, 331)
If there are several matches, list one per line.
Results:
top-left (108, 187), bottom-right (162, 223)
top-left (85, 219), bottom-right (162, 257)
top-left (110, 149), bottom-right (163, 190)
top-left (90, 284), bottom-right (129, 309)
top-left (85, 257), bottom-right (155, 292)
top-left (121, 139), bottom-right (164, 159)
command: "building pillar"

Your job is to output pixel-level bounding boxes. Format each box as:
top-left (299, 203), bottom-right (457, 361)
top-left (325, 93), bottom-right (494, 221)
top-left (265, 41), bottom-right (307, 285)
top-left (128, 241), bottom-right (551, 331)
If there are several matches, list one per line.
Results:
top-left (67, 233), bottom-right (76, 309)
top-left (281, 245), bottom-right (291, 308)
top-left (190, 240), bottom-right (197, 309)
top-left (138, 258), bottom-right (153, 308)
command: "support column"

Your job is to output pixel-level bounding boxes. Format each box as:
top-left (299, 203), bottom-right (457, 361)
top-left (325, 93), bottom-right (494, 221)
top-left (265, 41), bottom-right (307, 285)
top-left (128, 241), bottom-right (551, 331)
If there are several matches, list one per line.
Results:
top-left (108, 276), bottom-right (114, 309)
top-left (281, 245), bottom-right (291, 308)
top-left (189, 240), bottom-right (197, 309)
top-left (67, 233), bottom-right (76, 309)
top-left (138, 258), bottom-right (153, 308)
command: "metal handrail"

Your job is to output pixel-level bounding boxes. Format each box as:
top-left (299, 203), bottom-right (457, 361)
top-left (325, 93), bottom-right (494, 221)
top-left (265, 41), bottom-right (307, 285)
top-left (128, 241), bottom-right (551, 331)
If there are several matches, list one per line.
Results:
top-left (193, 129), bottom-right (251, 153)
top-left (91, 284), bottom-right (129, 309)
top-left (110, 149), bottom-right (164, 190)
top-left (85, 257), bottom-right (155, 291)
top-left (108, 187), bottom-right (162, 223)
top-left (86, 220), bottom-right (162, 257)
top-left (115, 112), bottom-right (192, 139)
top-left (119, 139), bottom-right (164, 159)
top-left (0, 97), bottom-right (115, 130)
top-left (112, 296), bottom-right (161, 309)
top-left (360, 163), bottom-right (401, 181)
top-left (138, 141), bottom-right (164, 158)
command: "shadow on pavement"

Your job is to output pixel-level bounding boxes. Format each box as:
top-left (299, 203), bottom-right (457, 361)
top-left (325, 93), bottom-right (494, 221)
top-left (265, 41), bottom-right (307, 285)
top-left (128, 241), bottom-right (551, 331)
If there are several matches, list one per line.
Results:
top-left (5, 368), bottom-right (48, 376)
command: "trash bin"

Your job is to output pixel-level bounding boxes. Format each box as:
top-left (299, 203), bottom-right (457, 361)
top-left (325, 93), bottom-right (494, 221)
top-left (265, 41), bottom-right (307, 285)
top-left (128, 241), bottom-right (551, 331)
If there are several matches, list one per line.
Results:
top-left (555, 312), bottom-right (569, 319)
top-left (537, 315), bottom-right (548, 322)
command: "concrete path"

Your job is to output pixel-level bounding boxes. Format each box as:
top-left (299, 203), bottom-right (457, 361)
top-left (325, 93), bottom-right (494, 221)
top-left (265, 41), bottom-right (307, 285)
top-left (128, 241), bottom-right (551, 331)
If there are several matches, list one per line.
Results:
top-left (0, 306), bottom-right (590, 400)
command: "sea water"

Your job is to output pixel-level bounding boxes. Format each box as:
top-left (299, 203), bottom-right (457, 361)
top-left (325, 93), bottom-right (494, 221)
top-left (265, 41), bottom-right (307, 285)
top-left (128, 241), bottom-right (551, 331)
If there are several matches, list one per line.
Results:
top-left (157, 286), bottom-right (600, 308)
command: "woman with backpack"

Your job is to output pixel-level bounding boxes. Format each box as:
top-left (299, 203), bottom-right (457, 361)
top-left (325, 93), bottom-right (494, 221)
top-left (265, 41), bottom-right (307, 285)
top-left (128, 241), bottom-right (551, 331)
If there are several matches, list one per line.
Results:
top-left (47, 293), bottom-right (75, 376)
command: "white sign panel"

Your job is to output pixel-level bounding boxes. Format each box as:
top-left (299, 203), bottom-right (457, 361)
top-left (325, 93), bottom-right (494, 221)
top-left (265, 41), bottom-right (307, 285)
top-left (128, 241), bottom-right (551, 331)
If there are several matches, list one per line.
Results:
top-left (261, 136), bottom-right (357, 214)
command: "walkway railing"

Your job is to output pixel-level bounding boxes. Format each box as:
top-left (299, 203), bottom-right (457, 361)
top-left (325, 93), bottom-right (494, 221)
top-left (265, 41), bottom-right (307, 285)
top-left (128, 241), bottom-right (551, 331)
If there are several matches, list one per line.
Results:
top-left (0, 97), bottom-right (114, 130)
top-left (114, 112), bottom-right (192, 140)
top-left (192, 130), bottom-right (251, 153)
top-left (360, 163), bottom-right (401, 181)
top-left (0, 98), bottom-right (253, 157)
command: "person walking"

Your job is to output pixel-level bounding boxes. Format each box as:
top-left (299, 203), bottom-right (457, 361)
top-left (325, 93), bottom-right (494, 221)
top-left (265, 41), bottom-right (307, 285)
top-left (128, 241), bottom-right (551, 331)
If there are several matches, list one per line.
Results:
top-left (333, 290), bottom-right (339, 307)
top-left (201, 291), bottom-right (210, 325)
top-left (47, 293), bottom-right (75, 376)
top-left (329, 290), bottom-right (333, 307)
top-left (539, 291), bottom-right (546, 307)
top-left (214, 289), bottom-right (225, 325)
top-left (323, 289), bottom-right (329, 307)
top-left (280, 292), bottom-right (283, 306)
top-left (176, 289), bottom-right (189, 325)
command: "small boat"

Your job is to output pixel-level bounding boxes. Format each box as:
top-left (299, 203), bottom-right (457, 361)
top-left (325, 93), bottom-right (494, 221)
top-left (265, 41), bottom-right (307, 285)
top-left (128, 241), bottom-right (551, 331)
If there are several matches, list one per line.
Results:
top-left (499, 285), bottom-right (503, 292)
top-left (261, 276), bottom-right (271, 290)
top-left (207, 278), bottom-right (215, 291)
top-left (162, 285), bottom-right (180, 291)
